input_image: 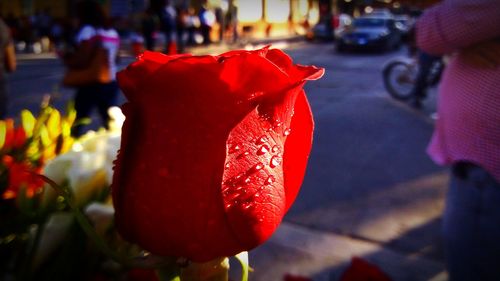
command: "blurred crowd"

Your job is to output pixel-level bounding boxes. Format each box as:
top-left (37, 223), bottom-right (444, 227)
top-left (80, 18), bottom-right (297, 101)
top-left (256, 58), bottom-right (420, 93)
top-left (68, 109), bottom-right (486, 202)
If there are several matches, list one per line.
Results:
top-left (2, 0), bottom-right (239, 56)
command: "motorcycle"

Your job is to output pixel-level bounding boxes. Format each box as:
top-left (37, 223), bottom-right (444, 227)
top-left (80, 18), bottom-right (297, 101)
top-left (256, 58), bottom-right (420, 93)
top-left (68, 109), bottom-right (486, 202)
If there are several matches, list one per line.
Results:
top-left (382, 54), bottom-right (444, 101)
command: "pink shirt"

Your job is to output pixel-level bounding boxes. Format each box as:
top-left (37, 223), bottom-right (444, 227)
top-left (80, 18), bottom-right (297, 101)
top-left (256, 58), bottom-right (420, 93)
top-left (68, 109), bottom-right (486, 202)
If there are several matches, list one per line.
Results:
top-left (416, 0), bottom-right (500, 182)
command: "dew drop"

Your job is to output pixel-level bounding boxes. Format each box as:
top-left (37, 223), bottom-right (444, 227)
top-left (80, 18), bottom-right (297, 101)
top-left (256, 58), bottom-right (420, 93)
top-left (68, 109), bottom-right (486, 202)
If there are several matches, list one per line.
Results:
top-left (256, 136), bottom-right (268, 145)
top-left (228, 144), bottom-right (241, 154)
top-left (270, 156), bottom-right (281, 168)
top-left (284, 128), bottom-right (292, 136)
top-left (225, 203), bottom-right (233, 209)
top-left (225, 163), bottom-right (230, 169)
top-left (253, 163), bottom-right (264, 172)
top-left (244, 203), bottom-right (253, 210)
top-left (244, 177), bottom-right (251, 184)
top-left (257, 145), bottom-right (269, 155)
top-left (237, 151), bottom-right (250, 159)
top-left (272, 145), bottom-right (281, 153)
top-left (265, 175), bottom-right (275, 185)
top-left (227, 193), bottom-right (241, 201)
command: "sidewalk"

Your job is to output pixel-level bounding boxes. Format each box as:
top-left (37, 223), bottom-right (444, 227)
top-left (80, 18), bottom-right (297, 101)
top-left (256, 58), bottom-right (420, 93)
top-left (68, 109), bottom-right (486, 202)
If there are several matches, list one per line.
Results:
top-left (244, 172), bottom-right (448, 281)
top-left (16, 34), bottom-right (305, 62)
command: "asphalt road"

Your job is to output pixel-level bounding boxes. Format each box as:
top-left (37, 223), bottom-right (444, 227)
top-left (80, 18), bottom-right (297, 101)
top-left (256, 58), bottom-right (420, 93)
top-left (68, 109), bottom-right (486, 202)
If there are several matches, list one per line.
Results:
top-left (6, 42), bottom-right (447, 280)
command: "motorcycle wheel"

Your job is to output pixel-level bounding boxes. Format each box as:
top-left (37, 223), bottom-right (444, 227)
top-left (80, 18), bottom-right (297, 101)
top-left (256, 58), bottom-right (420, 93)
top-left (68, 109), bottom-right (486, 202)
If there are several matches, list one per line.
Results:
top-left (382, 61), bottom-right (417, 101)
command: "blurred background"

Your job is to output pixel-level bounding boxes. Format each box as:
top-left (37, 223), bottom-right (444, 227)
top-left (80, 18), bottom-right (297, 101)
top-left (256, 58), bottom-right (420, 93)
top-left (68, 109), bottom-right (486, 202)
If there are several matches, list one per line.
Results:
top-left (1, 0), bottom-right (449, 280)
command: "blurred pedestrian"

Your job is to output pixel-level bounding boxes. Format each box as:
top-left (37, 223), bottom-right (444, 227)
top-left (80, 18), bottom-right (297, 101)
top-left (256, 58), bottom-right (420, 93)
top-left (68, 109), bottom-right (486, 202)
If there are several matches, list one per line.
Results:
top-left (199, 2), bottom-right (215, 45)
top-left (225, 2), bottom-right (238, 44)
top-left (416, 1), bottom-right (500, 280)
top-left (175, 6), bottom-right (188, 53)
top-left (141, 5), bottom-right (158, 51)
top-left (0, 17), bottom-right (16, 119)
top-left (159, 0), bottom-right (177, 54)
top-left (66, 0), bottom-right (120, 137)
top-left (184, 7), bottom-right (199, 46)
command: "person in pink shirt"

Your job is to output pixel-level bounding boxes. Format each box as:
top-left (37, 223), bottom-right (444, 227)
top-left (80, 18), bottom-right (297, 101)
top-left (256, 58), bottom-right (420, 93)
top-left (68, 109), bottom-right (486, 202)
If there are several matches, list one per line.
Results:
top-left (416, 1), bottom-right (500, 280)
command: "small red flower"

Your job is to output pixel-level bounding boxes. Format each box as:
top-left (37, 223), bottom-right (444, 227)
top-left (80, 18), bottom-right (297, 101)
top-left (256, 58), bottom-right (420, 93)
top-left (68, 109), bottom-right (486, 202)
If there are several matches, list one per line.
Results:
top-left (2, 155), bottom-right (44, 200)
top-left (340, 257), bottom-right (392, 281)
top-left (112, 48), bottom-right (324, 262)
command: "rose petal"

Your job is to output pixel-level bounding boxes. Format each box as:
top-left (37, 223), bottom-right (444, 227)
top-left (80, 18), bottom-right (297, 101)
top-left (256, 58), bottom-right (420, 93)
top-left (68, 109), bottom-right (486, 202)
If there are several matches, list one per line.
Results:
top-left (113, 48), bottom-right (323, 262)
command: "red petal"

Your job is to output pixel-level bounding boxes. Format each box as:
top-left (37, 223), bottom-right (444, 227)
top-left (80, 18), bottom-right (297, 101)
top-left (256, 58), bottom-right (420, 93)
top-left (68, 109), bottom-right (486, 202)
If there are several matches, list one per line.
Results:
top-left (282, 90), bottom-right (314, 211)
top-left (117, 51), bottom-right (192, 101)
top-left (113, 48), bottom-right (321, 262)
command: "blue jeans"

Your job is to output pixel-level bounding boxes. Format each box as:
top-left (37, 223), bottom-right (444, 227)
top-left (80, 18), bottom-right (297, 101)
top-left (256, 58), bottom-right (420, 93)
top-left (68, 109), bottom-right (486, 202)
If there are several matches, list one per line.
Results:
top-left (443, 162), bottom-right (500, 281)
top-left (412, 51), bottom-right (441, 99)
top-left (72, 81), bottom-right (119, 137)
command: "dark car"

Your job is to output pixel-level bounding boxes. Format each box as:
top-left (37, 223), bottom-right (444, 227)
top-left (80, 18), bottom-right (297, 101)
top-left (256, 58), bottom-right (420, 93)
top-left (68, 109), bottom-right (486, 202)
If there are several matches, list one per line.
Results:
top-left (336, 16), bottom-right (402, 52)
top-left (306, 17), bottom-right (335, 41)
top-left (306, 14), bottom-right (353, 41)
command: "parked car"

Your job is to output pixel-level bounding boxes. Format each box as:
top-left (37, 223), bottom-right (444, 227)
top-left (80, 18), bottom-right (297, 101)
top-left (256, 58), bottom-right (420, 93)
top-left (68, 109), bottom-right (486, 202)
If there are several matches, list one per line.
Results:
top-left (336, 16), bottom-right (402, 52)
top-left (306, 14), bottom-right (352, 41)
top-left (394, 14), bottom-right (415, 42)
top-left (364, 8), bottom-right (393, 18)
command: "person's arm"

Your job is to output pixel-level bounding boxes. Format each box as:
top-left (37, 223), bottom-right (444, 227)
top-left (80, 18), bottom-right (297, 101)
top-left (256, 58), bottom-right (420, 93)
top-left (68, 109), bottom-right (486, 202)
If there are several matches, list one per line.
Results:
top-left (4, 41), bottom-right (16, 72)
top-left (416, 0), bottom-right (500, 55)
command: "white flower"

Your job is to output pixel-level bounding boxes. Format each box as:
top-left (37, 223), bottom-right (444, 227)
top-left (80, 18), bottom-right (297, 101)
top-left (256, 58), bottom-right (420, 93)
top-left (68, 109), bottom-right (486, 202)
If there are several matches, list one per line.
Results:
top-left (43, 108), bottom-right (124, 207)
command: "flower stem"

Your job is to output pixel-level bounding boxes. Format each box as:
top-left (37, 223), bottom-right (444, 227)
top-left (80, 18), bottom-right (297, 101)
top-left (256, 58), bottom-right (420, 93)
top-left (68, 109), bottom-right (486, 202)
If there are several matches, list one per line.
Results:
top-left (19, 221), bottom-right (45, 281)
top-left (157, 266), bottom-right (181, 281)
top-left (180, 257), bottom-right (229, 281)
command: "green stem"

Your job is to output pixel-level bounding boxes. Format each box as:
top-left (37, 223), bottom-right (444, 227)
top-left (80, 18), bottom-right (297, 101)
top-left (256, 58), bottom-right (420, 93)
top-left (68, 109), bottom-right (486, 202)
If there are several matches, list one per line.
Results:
top-left (37, 174), bottom-right (176, 269)
top-left (157, 266), bottom-right (181, 281)
top-left (234, 253), bottom-right (249, 281)
top-left (19, 221), bottom-right (45, 281)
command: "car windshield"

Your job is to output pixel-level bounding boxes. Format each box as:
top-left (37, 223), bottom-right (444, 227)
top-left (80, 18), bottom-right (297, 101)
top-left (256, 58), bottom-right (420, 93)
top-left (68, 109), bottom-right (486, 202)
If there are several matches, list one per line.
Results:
top-left (354, 18), bottom-right (386, 28)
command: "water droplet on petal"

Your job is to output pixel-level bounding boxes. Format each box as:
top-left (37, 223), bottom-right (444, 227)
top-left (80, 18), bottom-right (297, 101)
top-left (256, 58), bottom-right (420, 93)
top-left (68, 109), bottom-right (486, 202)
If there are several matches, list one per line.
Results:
top-left (256, 136), bottom-right (268, 144)
top-left (244, 177), bottom-right (251, 184)
top-left (257, 145), bottom-right (269, 155)
top-left (225, 163), bottom-right (230, 169)
top-left (237, 151), bottom-right (250, 159)
top-left (252, 163), bottom-right (264, 172)
top-left (272, 145), bottom-right (281, 153)
top-left (228, 144), bottom-right (241, 154)
top-left (244, 203), bottom-right (253, 210)
top-left (225, 203), bottom-right (233, 209)
top-left (284, 128), bottom-right (292, 136)
top-left (270, 156), bottom-right (281, 168)
top-left (265, 175), bottom-right (275, 185)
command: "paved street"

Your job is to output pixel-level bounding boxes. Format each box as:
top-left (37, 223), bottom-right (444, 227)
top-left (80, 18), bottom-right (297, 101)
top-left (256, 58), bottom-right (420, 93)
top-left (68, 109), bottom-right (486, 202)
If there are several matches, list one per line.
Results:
top-left (6, 41), bottom-right (447, 281)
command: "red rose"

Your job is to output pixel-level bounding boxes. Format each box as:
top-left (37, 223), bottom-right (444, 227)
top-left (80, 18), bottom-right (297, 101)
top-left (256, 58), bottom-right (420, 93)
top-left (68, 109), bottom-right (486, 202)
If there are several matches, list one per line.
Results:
top-left (112, 48), bottom-right (324, 262)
